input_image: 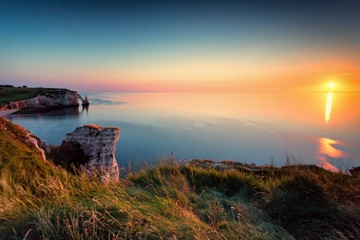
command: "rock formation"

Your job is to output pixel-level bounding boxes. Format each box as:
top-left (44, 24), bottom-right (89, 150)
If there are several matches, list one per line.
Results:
top-left (78, 94), bottom-right (90, 106)
top-left (26, 134), bottom-right (47, 161)
top-left (190, 159), bottom-right (263, 172)
top-left (1, 89), bottom-right (80, 110)
top-left (83, 95), bottom-right (90, 105)
top-left (65, 124), bottom-right (120, 182)
top-left (349, 167), bottom-right (360, 176)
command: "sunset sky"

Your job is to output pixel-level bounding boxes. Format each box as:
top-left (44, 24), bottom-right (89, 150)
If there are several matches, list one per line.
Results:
top-left (1, 1), bottom-right (360, 92)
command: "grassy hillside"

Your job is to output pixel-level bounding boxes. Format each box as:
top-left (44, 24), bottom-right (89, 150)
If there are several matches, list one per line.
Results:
top-left (1, 117), bottom-right (360, 239)
top-left (0, 85), bottom-right (63, 108)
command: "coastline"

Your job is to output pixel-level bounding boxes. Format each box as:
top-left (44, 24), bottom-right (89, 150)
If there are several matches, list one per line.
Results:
top-left (1, 101), bottom-right (360, 239)
top-left (0, 109), bottom-right (18, 117)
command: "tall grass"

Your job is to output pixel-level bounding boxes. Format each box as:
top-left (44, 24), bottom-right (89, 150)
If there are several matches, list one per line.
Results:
top-left (1, 117), bottom-right (360, 239)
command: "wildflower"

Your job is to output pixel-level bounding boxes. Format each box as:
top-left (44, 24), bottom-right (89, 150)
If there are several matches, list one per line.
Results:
top-left (237, 213), bottom-right (242, 218)
top-left (230, 206), bottom-right (235, 211)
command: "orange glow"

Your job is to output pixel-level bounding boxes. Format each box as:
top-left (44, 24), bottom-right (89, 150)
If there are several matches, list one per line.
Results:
top-left (19, 56), bottom-right (360, 92)
top-left (319, 138), bottom-right (343, 158)
top-left (317, 137), bottom-right (342, 172)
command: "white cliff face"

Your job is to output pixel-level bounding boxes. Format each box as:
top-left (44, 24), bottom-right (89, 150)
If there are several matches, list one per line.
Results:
top-left (65, 124), bottom-right (121, 182)
top-left (1, 89), bottom-right (79, 110)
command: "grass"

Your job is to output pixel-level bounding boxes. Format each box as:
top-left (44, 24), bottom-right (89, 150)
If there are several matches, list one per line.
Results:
top-left (1, 116), bottom-right (360, 239)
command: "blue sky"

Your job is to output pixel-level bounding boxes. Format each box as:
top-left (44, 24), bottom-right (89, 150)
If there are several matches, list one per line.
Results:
top-left (1, 0), bottom-right (360, 91)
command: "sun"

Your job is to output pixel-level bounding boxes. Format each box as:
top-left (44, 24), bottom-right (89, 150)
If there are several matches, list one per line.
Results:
top-left (328, 82), bottom-right (336, 89)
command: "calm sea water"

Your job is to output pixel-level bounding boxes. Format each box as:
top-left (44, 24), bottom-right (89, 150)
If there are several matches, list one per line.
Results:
top-left (7, 91), bottom-right (360, 170)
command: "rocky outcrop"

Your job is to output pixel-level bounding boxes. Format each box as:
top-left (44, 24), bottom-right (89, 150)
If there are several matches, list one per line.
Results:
top-left (26, 134), bottom-right (47, 161)
top-left (78, 94), bottom-right (90, 106)
top-left (65, 124), bottom-right (120, 182)
top-left (30, 134), bottom-right (50, 154)
top-left (349, 167), bottom-right (360, 176)
top-left (190, 159), bottom-right (272, 173)
top-left (1, 89), bottom-right (80, 110)
top-left (83, 95), bottom-right (90, 105)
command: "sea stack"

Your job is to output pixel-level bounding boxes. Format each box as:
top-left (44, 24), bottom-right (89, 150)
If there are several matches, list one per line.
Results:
top-left (78, 94), bottom-right (90, 106)
top-left (82, 95), bottom-right (90, 106)
top-left (65, 124), bottom-right (120, 182)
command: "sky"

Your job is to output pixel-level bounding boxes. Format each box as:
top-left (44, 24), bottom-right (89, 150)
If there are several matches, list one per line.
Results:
top-left (1, 0), bottom-right (360, 92)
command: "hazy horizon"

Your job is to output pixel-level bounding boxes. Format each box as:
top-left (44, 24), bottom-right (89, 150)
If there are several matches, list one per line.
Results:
top-left (2, 84), bottom-right (360, 94)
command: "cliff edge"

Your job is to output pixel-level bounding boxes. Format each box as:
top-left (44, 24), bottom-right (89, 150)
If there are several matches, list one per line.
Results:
top-left (0, 86), bottom-right (89, 111)
top-left (65, 124), bottom-right (121, 182)
top-left (1, 89), bottom-right (79, 110)
top-left (1, 116), bottom-right (120, 184)
top-left (0, 116), bottom-right (48, 161)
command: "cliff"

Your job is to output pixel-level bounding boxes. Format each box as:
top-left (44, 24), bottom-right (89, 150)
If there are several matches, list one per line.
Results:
top-left (0, 88), bottom-right (80, 110)
top-left (0, 116), bottom-right (48, 162)
top-left (65, 124), bottom-right (121, 182)
top-left (0, 116), bottom-right (120, 183)
top-left (1, 117), bottom-right (360, 240)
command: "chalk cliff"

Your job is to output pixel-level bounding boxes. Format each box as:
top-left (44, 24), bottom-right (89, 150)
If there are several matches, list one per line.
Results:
top-left (1, 89), bottom-right (80, 110)
top-left (65, 124), bottom-right (121, 182)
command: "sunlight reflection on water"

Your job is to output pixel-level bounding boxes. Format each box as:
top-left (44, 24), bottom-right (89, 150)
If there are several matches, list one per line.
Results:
top-left (325, 92), bottom-right (333, 129)
top-left (317, 138), bottom-right (343, 171)
top-left (5, 91), bottom-right (360, 169)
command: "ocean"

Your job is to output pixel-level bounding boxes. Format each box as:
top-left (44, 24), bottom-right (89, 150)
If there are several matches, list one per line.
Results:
top-left (6, 91), bottom-right (360, 170)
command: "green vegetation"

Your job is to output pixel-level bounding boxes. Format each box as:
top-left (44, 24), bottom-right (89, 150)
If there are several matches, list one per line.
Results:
top-left (1, 117), bottom-right (360, 239)
top-left (0, 85), bottom-right (62, 108)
